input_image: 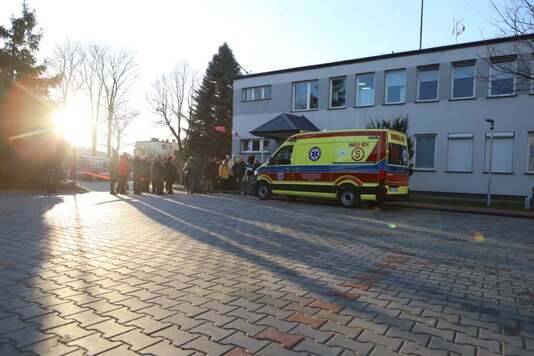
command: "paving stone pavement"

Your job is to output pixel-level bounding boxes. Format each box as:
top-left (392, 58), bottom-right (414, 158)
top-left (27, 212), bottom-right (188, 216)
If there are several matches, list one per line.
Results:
top-left (0, 184), bottom-right (533, 355)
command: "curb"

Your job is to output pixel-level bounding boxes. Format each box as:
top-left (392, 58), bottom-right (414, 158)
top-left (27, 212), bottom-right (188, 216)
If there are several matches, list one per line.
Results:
top-left (385, 201), bottom-right (534, 219)
top-left (174, 184), bottom-right (533, 219)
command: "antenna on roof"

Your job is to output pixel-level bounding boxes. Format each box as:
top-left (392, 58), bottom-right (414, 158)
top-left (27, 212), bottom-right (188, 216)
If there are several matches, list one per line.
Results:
top-left (419, 0), bottom-right (424, 49)
top-left (236, 61), bottom-right (251, 75)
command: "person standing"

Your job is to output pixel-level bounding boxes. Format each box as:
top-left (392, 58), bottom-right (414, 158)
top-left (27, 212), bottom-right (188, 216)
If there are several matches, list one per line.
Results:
top-left (165, 156), bottom-right (176, 194)
top-left (227, 154), bottom-right (237, 189)
top-left (203, 158), bottom-right (218, 193)
top-left (141, 156), bottom-right (150, 192)
top-left (218, 157), bottom-right (230, 190)
top-left (109, 150), bottom-right (119, 195)
top-left (183, 157), bottom-right (192, 194)
top-left (247, 154), bottom-right (255, 170)
top-left (190, 157), bottom-right (201, 194)
top-left (151, 156), bottom-right (165, 195)
top-left (133, 154), bottom-right (143, 194)
top-left (118, 153), bottom-right (131, 194)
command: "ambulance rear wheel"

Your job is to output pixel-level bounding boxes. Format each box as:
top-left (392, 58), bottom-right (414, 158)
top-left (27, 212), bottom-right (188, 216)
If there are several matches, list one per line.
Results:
top-left (338, 186), bottom-right (360, 208)
top-left (256, 182), bottom-right (271, 200)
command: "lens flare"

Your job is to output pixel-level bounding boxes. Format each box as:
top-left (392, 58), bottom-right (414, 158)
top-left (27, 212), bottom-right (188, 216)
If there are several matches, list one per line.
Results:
top-left (472, 231), bottom-right (485, 242)
top-left (52, 94), bottom-right (91, 147)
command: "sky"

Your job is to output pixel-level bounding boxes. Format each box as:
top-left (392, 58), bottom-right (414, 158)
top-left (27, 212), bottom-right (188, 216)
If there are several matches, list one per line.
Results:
top-left (0, 0), bottom-right (505, 152)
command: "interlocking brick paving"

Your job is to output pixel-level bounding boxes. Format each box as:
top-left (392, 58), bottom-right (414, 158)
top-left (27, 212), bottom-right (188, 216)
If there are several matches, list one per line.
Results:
top-left (0, 185), bottom-right (533, 355)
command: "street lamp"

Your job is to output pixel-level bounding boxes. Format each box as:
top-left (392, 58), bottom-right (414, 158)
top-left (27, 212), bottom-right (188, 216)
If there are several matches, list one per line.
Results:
top-left (485, 119), bottom-right (495, 207)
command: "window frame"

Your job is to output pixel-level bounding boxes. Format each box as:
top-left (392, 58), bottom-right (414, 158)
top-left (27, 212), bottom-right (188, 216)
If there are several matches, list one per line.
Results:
top-left (270, 145), bottom-right (294, 165)
top-left (414, 134), bottom-right (437, 171)
top-left (416, 65), bottom-right (440, 102)
top-left (384, 69), bottom-right (406, 105)
top-left (240, 139), bottom-right (269, 154)
top-left (292, 80), bottom-right (319, 111)
top-left (451, 61), bottom-right (476, 100)
top-left (355, 72), bottom-right (375, 107)
top-left (241, 85), bottom-right (272, 102)
top-left (484, 131), bottom-right (515, 174)
top-left (527, 131), bottom-right (534, 174)
top-left (329, 76), bottom-right (347, 109)
top-left (446, 133), bottom-right (474, 173)
top-left (488, 59), bottom-right (516, 98)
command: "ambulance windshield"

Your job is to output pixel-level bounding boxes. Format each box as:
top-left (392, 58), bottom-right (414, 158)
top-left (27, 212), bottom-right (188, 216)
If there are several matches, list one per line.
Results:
top-left (388, 143), bottom-right (408, 166)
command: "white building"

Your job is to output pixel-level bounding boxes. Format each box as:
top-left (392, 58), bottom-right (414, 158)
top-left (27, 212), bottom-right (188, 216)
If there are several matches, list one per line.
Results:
top-left (232, 35), bottom-right (534, 198)
top-left (134, 138), bottom-right (179, 158)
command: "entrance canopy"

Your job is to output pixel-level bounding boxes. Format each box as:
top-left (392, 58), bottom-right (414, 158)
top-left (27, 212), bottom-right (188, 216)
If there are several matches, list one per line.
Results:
top-left (250, 113), bottom-right (319, 141)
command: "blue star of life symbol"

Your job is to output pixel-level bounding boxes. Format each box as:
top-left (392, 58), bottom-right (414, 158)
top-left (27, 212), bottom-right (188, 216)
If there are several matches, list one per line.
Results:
top-left (309, 147), bottom-right (321, 161)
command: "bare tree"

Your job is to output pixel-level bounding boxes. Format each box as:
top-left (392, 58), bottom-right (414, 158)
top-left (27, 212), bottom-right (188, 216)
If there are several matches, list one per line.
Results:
top-left (147, 63), bottom-right (197, 157)
top-left (95, 47), bottom-right (137, 156)
top-left (79, 44), bottom-right (105, 156)
top-left (49, 39), bottom-right (84, 105)
top-left (112, 107), bottom-right (138, 152)
top-left (484, 0), bottom-right (534, 93)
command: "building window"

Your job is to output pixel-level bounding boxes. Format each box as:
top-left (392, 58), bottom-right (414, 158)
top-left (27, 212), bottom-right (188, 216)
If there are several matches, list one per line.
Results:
top-left (242, 85), bottom-right (272, 101)
top-left (415, 134), bottom-right (436, 170)
top-left (329, 77), bottom-right (346, 108)
top-left (385, 69), bottom-right (406, 104)
top-left (356, 73), bottom-right (375, 107)
top-left (293, 80), bottom-right (318, 111)
top-left (528, 132), bottom-right (534, 173)
top-left (485, 132), bottom-right (514, 173)
top-left (241, 139), bottom-right (270, 153)
top-left (489, 59), bottom-right (515, 97)
top-left (417, 66), bottom-right (439, 101)
top-left (452, 63), bottom-right (475, 99)
top-left (447, 133), bottom-right (473, 172)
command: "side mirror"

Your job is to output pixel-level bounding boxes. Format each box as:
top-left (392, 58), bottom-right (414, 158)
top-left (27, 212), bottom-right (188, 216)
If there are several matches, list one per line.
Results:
top-left (268, 157), bottom-right (273, 165)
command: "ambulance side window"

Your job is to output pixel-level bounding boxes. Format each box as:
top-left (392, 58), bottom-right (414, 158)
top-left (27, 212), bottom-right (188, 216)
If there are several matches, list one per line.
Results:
top-left (271, 145), bottom-right (293, 165)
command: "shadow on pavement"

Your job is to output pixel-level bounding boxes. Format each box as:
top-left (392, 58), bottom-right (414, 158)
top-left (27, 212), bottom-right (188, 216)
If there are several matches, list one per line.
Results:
top-left (120, 191), bottom-right (534, 339)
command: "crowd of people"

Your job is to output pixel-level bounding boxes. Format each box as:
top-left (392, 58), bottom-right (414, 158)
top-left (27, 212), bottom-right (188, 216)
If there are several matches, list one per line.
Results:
top-left (109, 152), bottom-right (262, 196)
top-left (184, 154), bottom-right (262, 195)
top-left (109, 152), bottom-right (177, 195)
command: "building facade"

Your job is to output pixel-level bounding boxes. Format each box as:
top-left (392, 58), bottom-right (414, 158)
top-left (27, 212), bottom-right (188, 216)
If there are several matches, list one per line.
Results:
top-left (135, 138), bottom-right (179, 158)
top-left (232, 36), bottom-right (534, 197)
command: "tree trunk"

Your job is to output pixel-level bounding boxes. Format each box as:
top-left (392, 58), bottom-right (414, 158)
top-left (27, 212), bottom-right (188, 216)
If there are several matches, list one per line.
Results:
top-left (106, 111), bottom-right (112, 156)
top-left (91, 105), bottom-right (97, 156)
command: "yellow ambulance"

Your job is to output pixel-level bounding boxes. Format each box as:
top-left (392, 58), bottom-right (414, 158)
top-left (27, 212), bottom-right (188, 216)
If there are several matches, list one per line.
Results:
top-left (254, 129), bottom-right (410, 207)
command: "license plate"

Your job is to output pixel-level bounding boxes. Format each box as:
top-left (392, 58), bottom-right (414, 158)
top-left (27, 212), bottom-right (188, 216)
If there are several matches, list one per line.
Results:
top-left (390, 187), bottom-right (398, 192)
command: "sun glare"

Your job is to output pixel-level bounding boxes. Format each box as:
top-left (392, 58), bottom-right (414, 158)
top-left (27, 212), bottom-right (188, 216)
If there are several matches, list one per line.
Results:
top-left (53, 95), bottom-right (92, 147)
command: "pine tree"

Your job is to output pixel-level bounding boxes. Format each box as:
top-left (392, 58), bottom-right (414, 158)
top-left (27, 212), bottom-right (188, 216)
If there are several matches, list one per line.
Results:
top-left (186, 43), bottom-right (241, 158)
top-left (0, 1), bottom-right (59, 183)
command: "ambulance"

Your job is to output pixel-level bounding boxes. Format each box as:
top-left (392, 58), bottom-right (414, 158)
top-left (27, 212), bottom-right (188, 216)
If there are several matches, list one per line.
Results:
top-left (254, 129), bottom-right (410, 207)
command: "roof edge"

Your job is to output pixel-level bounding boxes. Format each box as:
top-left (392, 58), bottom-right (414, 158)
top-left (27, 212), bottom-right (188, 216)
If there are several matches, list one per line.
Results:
top-left (236, 34), bottom-right (534, 80)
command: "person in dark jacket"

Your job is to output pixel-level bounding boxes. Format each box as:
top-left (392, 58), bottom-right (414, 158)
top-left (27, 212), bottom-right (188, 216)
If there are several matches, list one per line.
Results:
top-left (183, 157), bottom-right (192, 194)
top-left (190, 157), bottom-right (201, 194)
top-left (117, 153), bottom-right (131, 194)
top-left (133, 154), bottom-right (142, 194)
top-left (140, 156), bottom-right (151, 192)
top-left (247, 154), bottom-right (255, 170)
top-left (109, 150), bottom-right (119, 195)
top-left (153, 156), bottom-right (166, 195)
top-left (203, 158), bottom-right (218, 193)
top-left (164, 156), bottom-right (176, 194)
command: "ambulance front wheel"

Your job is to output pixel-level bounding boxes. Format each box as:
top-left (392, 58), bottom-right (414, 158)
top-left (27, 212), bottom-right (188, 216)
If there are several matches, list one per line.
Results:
top-left (338, 185), bottom-right (361, 208)
top-left (256, 182), bottom-right (271, 200)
